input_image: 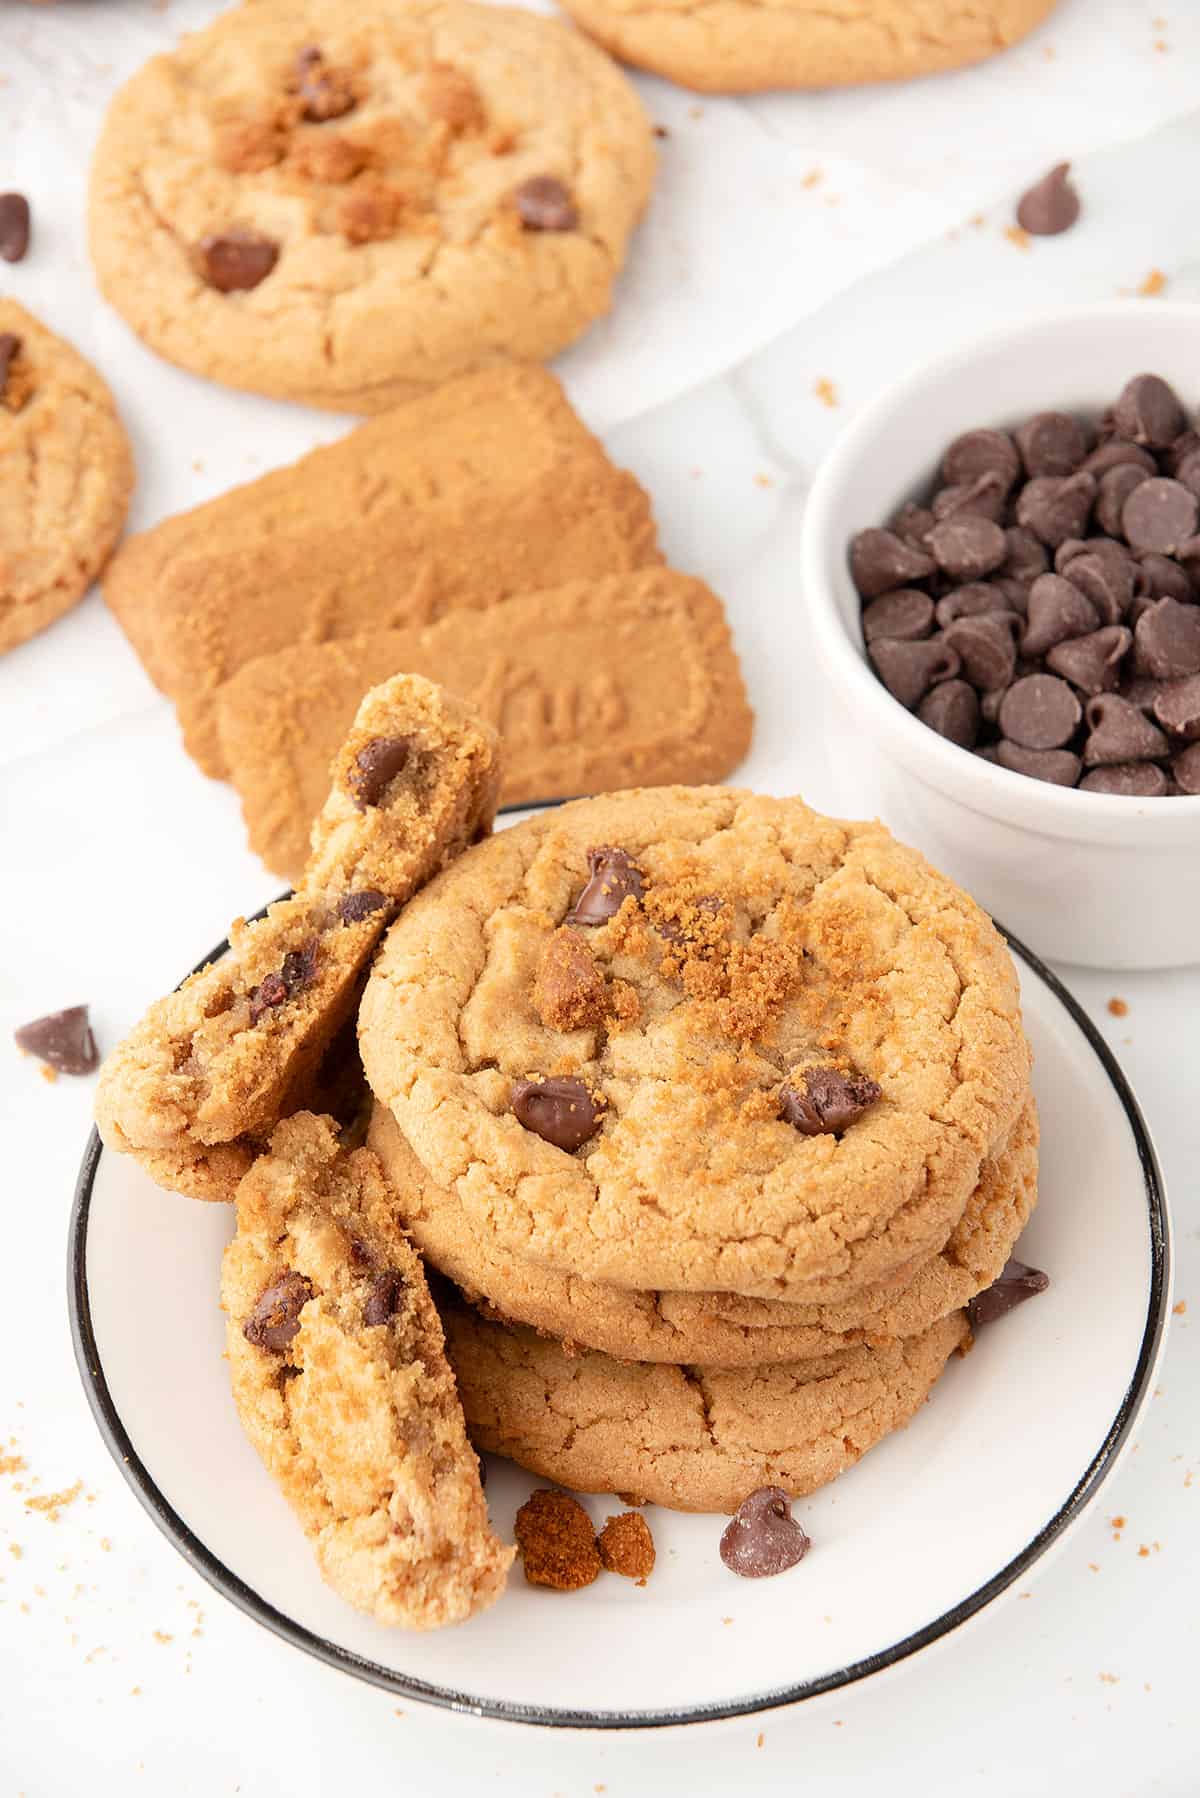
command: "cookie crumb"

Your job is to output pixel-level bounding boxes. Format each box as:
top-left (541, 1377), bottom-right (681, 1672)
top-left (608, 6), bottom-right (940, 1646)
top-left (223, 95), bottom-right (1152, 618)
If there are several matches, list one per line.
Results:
top-left (1099, 1672), bottom-right (1120, 1685)
top-left (598, 1511), bottom-right (655, 1582)
top-left (24, 1481), bottom-right (82, 1521)
top-left (534, 928), bottom-right (606, 1032)
top-left (653, 125), bottom-right (669, 140)
top-left (40, 1064), bottom-right (59, 1085)
top-left (1004, 226), bottom-right (1032, 252)
top-left (814, 378), bottom-right (838, 409)
top-left (1173, 1300), bottom-right (1187, 1316)
top-left (152, 1631), bottom-right (173, 1645)
top-left (756, 1732), bottom-right (765, 1748)
top-left (1138, 269), bottom-right (1167, 297)
top-left (1107, 997), bottom-right (1128, 1017)
top-left (801, 168), bottom-right (823, 189)
top-left (515, 1489), bottom-right (600, 1591)
top-left (0, 1454), bottom-right (25, 1476)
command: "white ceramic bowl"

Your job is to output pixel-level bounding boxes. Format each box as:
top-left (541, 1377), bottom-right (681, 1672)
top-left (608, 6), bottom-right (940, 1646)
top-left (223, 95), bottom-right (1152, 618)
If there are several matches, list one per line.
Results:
top-left (803, 302), bottom-right (1200, 971)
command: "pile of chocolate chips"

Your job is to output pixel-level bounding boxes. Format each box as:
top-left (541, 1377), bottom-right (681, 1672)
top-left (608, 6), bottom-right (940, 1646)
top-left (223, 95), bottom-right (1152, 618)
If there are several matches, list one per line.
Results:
top-left (850, 373), bottom-right (1200, 796)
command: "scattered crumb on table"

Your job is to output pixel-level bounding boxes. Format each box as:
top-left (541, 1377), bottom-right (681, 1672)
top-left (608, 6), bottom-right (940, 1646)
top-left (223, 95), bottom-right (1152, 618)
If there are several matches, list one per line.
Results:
top-left (1107, 997), bottom-right (1128, 1017)
top-left (814, 378), bottom-right (838, 409)
top-left (1004, 226), bottom-right (1032, 251)
top-left (24, 1482), bottom-right (82, 1521)
top-left (1173, 1300), bottom-right (1187, 1316)
top-left (1138, 269), bottom-right (1167, 297)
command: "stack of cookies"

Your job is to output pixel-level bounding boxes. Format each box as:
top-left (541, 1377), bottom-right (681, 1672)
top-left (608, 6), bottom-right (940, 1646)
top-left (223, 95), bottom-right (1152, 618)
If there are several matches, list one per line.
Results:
top-left (359, 784), bottom-right (1039, 1513)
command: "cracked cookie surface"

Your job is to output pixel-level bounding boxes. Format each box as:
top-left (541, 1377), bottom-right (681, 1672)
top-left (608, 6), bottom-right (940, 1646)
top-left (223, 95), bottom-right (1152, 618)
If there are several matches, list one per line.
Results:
top-left (445, 1296), bottom-right (970, 1513)
top-left (222, 1111), bottom-right (513, 1626)
top-left (556, 0), bottom-right (1056, 95)
top-left (95, 673), bottom-right (499, 1200)
top-left (88, 0), bottom-right (655, 409)
top-left (358, 787), bottom-right (1032, 1300)
top-left (0, 299), bottom-right (132, 655)
top-left (369, 1094), bottom-right (1038, 1363)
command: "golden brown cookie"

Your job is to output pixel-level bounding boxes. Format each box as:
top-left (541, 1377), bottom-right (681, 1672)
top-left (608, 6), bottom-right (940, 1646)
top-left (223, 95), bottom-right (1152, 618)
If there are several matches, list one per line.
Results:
top-left (222, 1112), bottom-right (513, 1626)
top-left (216, 570), bottom-right (754, 879)
top-left (101, 364), bottom-right (661, 777)
top-left (444, 1298), bottom-right (971, 1514)
top-left (95, 674), bottom-right (499, 1201)
top-left (556, 0), bottom-right (1057, 95)
top-left (358, 787), bottom-right (1032, 1301)
top-left (88, 0), bottom-right (655, 408)
top-left (368, 1095), bottom-right (1038, 1363)
top-left (0, 300), bottom-right (132, 655)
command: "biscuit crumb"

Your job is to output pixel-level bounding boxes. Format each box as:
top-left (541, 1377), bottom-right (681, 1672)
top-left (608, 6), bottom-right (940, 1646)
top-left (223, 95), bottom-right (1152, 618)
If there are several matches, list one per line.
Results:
top-left (1099, 1672), bottom-right (1119, 1685)
top-left (597, 1512), bottom-right (655, 1583)
top-left (1107, 997), bottom-right (1128, 1017)
top-left (24, 1481), bottom-right (82, 1521)
top-left (1004, 226), bottom-right (1032, 251)
top-left (801, 168), bottom-right (823, 189)
top-left (40, 1064), bottom-right (59, 1085)
top-left (152, 1631), bottom-right (173, 1645)
top-left (1138, 269), bottom-right (1167, 297)
top-left (422, 64), bottom-right (485, 135)
top-left (756, 1732), bottom-right (765, 1748)
top-left (814, 378), bottom-right (838, 409)
top-left (0, 1455), bottom-right (25, 1476)
top-left (1173, 1300), bottom-right (1187, 1316)
top-left (534, 929), bottom-right (606, 1032)
top-left (515, 1489), bottom-right (600, 1591)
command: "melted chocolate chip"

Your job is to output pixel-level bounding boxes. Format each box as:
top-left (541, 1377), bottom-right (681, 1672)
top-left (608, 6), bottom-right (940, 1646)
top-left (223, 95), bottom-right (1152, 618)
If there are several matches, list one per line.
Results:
top-left (511, 1076), bottom-right (602, 1152)
top-left (567, 845), bottom-right (645, 926)
top-left (0, 332), bottom-right (19, 399)
top-left (719, 1487), bottom-right (810, 1579)
top-left (244, 1270), bottom-right (312, 1352)
top-left (0, 192), bottom-right (31, 263)
top-left (196, 229), bottom-right (279, 292)
top-left (338, 889), bottom-right (391, 925)
top-left (294, 45), bottom-right (357, 121)
top-left (967, 1258), bottom-right (1049, 1327)
top-left (513, 176), bottom-right (579, 232)
top-left (363, 1268), bottom-right (405, 1326)
top-left (779, 1066), bottom-right (881, 1137)
top-left (14, 1004), bottom-right (98, 1075)
top-left (350, 736), bottom-right (412, 809)
top-left (1015, 163), bottom-right (1080, 237)
top-left (248, 938), bottom-right (318, 1024)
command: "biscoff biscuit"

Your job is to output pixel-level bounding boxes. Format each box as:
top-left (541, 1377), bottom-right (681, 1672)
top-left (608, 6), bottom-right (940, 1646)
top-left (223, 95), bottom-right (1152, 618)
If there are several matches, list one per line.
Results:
top-left (216, 570), bottom-right (754, 879)
top-left (102, 365), bottom-right (660, 776)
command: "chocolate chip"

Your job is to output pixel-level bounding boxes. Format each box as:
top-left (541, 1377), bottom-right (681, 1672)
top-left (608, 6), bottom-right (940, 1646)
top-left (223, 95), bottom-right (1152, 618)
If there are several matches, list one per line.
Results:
top-left (1120, 477), bottom-right (1199, 557)
top-left (942, 612), bottom-right (1019, 690)
top-left (294, 46), bottom-right (356, 121)
top-left (989, 577), bottom-right (1031, 616)
top-left (1138, 552), bottom-right (1194, 604)
top-left (0, 192), bottom-right (31, 263)
top-left (779, 1066), bottom-right (880, 1137)
top-left (196, 229), bottom-right (279, 292)
top-left (1172, 742), bottom-right (1200, 793)
top-left (363, 1268), bottom-right (405, 1326)
top-left (1021, 573), bottom-right (1099, 656)
top-left (868, 636), bottom-right (961, 709)
top-left (1045, 625), bottom-right (1131, 695)
top-left (338, 889), bottom-right (391, 925)
top-left (1059, 545), bottom-right (1134, 623)
top-left (1171, 449), bottom-right (1200, 500)
top-left (1083, 693), bottom-right (1169, 766)
top-left (1164, 430), bottom-right (1200, 476)
top-left (995, 742), bottom-right (1082, 786)
top-left (244, 1271), bottom-right (312, 1353)
top-left (1120, 675), bottom-right (1167, 717)
top-left (997, 673), bottom-right (1081, 750)
top-left (861, 589), bottom-right (933, 642)
top-left (967, 1257), bottom-right (1049, 1327)
top-left (1080, 762), bottom-right (1170, 797)
top-left (511, 1076), bottom-right (602, 1152)
top-left (1113, 374), bottom-right (1187, 449)
top-left (1081, 439), bottom-right (1157, 478)
top-left (248, 938), bottom-right (318, 1024)
top-left (719, 1487), bottom-right (810, 1580)
top-left (1003, 527), bottom-right (1050, 583)
top-left (941, 428), bottom-right (1021, 492)
top-left (1152, 674), bottom-right (1200, 741)
top-left (567, 845), bottom-right (645, 925)
top-left (1133, 598), bottom-right (1200, 680)
top-left (1015, 163), bottom-right (1080, 237)
top-left (1016, 410), bottom-right (1090, 478)
top-left (917, 679), bottom-right (979, 747)
top-left (889, 502), bottom-right (936, 550)
top-left (1016, 472), bottom-right (1096, 546)
top-left (928, 514), bottom-right (1007, 581)
top-left (0, 332), bottom-right (19, 400)
top-left (513, 176), bottom-right (579, 232)
top-left (932, 473), bottom-right (1008, 524)
top-left (1093, 463), bottom-right (1150, 537)
top-left (13, 1004), bottom-right (98, 1075)
top-left (350, 735), bottom-right (411, 808)
top-left (934, 584), bottom-right (1011, 628)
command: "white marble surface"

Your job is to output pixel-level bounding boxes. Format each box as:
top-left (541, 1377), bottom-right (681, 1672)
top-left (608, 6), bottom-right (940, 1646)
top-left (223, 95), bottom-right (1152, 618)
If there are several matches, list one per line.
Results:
top-left (2, 1), bottom-right (1199, 1792)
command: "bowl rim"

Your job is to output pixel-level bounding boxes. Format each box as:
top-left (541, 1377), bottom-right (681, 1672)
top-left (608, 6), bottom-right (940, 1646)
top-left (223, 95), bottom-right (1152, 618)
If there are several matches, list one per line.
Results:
top-left (802, 300), bottom-right (1200, 837)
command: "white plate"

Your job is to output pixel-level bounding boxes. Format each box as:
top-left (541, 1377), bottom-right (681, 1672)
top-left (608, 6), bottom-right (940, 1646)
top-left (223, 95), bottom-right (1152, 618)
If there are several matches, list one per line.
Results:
top-left (69, 919), bottom-right (1170, 1729)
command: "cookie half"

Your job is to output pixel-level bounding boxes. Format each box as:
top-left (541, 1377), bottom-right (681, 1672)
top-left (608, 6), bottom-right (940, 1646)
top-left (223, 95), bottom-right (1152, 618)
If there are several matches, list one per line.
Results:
top-left (359, 787), bottom-right (1033, 1301)
top-left (368, 1094), bottom-right (1038, 1364)
top-left (0, 300), bottom-right (132, 655)
top-left (444, 1299), bottom-right (970, 1514)
top-left (88, 0), bottom-right (655, 409)
top-left (556, 0), bottom-right (1057, 96)
top-left (223, 1112), bottom-right (513, 1626)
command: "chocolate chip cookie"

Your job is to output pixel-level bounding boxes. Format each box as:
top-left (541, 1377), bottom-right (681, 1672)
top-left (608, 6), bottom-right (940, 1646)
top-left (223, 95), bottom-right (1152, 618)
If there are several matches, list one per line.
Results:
top-left (444, 1296), bottom-right (970, 1513)
top-left (88, 0), bottom-right (655, 409)
top-left (368, 1095), bottom-right (1038, 1363)
top-left (95, 674), bottom-right (499, 1201)
top-left (0, 299), bottom-right (132, 655)
top-left (222, 1111), bottom-right (512, 1625)
top-left (358, 788), bottom-right (1032, 1302)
